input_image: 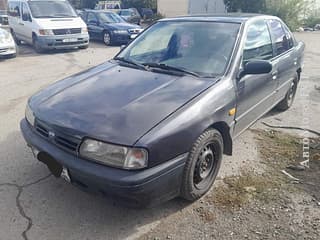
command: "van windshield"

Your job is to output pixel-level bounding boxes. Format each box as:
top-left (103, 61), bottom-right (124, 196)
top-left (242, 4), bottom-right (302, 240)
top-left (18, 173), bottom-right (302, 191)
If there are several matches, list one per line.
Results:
top-left (29, 1), bottom-right (77, 18)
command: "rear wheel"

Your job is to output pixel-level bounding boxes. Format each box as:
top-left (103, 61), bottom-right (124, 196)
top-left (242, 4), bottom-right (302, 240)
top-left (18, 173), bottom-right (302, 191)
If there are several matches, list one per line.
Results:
top-left (11, 30), bottom-right (22, 45)
top-left (276, 74), bottom-right (299, 111)
top-left (180, 129), bottom-right (223, 201)
top-left (103, 31), bottom-right (112, 46)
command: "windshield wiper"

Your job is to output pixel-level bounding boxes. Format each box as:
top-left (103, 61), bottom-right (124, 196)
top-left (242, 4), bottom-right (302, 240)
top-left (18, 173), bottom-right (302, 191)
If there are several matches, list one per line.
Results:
top-left (114, 57), bottom-right (147, 71)
top-left (142, 63), bottom-right (200, 77)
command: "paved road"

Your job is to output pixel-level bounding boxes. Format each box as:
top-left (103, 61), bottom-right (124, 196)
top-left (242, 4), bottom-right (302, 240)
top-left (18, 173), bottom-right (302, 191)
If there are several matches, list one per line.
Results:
top-left (0, 33), bottom-right (319, 240)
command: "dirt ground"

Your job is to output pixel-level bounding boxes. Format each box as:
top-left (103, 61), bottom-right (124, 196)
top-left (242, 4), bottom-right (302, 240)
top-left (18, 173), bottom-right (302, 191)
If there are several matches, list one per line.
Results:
top-left (0, 32), bottom-right (319, 240)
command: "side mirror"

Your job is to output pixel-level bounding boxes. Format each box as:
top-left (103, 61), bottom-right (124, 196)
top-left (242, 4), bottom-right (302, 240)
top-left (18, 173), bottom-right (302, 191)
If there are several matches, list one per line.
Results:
top-left (88, 20), bottom-right (98, 26)
top-left (240, 60), bottom-right (272, 78)
top-left (22, 13), bottom-right (32, 22)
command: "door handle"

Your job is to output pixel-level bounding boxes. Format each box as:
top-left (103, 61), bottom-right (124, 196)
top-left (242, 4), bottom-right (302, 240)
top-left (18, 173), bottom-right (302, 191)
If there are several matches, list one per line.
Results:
top-left (19, 22), bottom-right (24, 26)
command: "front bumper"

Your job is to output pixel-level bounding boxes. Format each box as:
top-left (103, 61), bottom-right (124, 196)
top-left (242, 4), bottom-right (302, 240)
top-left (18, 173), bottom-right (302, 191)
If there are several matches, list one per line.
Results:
top-left (36, 33), bottom-right (89, 50)
top-left (0, 42), bottom-right (16, 56)
top-left (20, 119), bottom-right (187, 207)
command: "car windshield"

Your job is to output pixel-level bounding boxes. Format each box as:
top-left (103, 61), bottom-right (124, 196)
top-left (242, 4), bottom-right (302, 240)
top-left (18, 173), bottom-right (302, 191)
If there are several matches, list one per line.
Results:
top-left (98, 12), bottom-right (124, 23)
top-left (120, 10), bottom-right (132, 16)
top-left (28, 1), bottom-right (77, 18)
top-left (117, 21), bottom-right (240, 77)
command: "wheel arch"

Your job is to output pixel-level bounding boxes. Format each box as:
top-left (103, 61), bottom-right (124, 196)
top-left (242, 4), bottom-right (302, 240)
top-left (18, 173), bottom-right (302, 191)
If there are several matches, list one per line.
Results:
top-left (209, 121), bottom-right (233, 156)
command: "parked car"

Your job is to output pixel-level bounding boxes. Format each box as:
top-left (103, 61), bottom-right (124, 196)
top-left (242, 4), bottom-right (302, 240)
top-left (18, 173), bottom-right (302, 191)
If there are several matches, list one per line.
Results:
top-left (21, 14), bottom-right (304, 207)
top-left (118, 8), bottom-right (141, 25)
top-left (0, 27), bottom-right (16, 57)
top-left (0, 10), bottom-right (9, 26)
top-left (81, 10), bottom-right (142, 46)
top-left (8, 0), bottom-right (89, 53)
top-left (139, 8), bottom-right (153, 20)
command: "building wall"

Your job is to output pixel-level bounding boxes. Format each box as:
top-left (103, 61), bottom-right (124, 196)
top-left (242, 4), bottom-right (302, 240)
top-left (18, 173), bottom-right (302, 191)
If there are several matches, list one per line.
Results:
top-left (189, 0), bottom-right (226, 14)
top-left (157, 0), bottom-right (189, 17)
top-left (158, 0), bottom-right (226, 17)
top-left (0, 0), bottom-right (7, 10)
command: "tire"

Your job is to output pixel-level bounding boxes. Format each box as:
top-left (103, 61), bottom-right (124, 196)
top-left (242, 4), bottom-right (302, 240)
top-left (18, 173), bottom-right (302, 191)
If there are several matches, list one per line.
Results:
top-left (11, 30), bottom-right (22, 45)
top-left (276, 74), bottom-right (299, 111)
top-left (79, 44), bottom-right (89, 49)
top-left (180, 129), bottom-right (223, 201)
top-left (33, 36), bottom-right (44, 53)
top-left (103, 31), bottom-right (112, 46)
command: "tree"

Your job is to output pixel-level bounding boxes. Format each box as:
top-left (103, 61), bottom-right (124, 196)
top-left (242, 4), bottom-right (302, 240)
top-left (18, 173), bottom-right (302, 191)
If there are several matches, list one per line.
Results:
top-left (224, 0), bottom-right (267, 13)
top-left (266, 0), bottom-right (306, 30)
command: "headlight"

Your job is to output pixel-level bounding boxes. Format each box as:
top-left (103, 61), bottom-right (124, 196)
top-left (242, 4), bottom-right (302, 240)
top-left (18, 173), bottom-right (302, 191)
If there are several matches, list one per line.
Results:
top-left (39, 29), bottom-right (54, 36)
top-left (81, 27), bottom-right (88, 34)
top-left (25, 104), bottom-right (35, 127)
top-left (79, 139), bottom-right (148, 170)
top-left (0, 31), bottom-right (14, 44)
top-left (113, 30), bottom-right (128, 34)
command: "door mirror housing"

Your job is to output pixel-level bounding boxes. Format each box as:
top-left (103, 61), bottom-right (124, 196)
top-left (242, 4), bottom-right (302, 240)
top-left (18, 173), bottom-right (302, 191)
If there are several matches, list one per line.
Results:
top-left (22, 13), bottom-right (32, 22)
top-left (88, 20), bottom-right (98, 26)
top-left (239, 60), bottom-right (272, 79)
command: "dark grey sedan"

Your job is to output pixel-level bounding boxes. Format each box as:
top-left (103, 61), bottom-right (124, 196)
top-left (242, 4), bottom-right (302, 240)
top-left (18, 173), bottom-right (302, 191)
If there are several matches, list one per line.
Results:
top-left (21, 14), bottom-right (304, 207)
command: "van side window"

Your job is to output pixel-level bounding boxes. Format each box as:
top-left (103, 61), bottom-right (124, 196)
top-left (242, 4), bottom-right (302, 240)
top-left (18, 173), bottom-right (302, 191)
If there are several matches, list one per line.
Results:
top-left (268, 19), bottom-right (291, 56)
top-left (243, 20), bottom-right (273, 63)
top-left (8, 2), bottom-right (20, 18)
top-left (21, 3), bottom-right (31, 21)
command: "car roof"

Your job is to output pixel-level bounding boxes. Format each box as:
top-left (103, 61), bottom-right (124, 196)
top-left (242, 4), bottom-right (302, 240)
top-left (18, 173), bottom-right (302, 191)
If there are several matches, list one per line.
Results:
top-left (160, 13), bottom-right (276, 24)
top-left (84, 9), bottom-right (115, 13)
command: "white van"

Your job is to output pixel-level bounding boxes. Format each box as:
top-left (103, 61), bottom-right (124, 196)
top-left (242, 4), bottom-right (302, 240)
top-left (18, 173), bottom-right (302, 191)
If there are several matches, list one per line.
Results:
top-left (8, 0), bottom-right (89, 52)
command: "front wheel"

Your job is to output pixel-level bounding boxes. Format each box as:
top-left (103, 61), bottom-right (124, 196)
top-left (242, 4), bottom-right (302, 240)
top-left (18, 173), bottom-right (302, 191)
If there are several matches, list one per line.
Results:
top-left (180, 129), bottom-right (223, 201)
top-left (33, 36), bottom-right (44, 53)
top-left (276, 75), bottom-right (298, 111)
top-left (11, 30), bottom-right (22, 45)
top-left (103, 32), bottom-right (112, 46)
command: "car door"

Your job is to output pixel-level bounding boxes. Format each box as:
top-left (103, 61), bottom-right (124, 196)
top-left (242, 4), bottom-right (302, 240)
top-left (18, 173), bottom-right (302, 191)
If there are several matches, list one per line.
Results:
top-left (86, 12), bottom-right (101, 40)
top-left (234, 19), bottom-right (277, 136)
top-left (8, 1), bottom-right (22, 39)
top-left (19, 2), bottom-right (33, 43)
top-left (267, 19), bottom-right (297, 103)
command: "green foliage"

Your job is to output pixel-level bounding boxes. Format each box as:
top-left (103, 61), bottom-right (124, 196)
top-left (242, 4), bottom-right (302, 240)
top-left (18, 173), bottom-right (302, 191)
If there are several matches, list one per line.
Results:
top-left (265, 0), bottom-right (305, 30)
top-left (121, 0), bottom-right (157, 9)
top-left (303, 15), bottom-right (320, 28)
top-left (224, 0), bottom-right (267, 13)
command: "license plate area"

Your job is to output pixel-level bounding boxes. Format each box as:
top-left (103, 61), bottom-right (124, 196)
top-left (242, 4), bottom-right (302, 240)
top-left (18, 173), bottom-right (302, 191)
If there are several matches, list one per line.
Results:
top-left (62, 38), bottom-right (78, 43)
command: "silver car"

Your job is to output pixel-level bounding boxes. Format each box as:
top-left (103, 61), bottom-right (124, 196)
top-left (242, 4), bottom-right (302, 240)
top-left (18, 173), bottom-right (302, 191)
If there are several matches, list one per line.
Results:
top-left (0, 28), bottom-right (16, 58)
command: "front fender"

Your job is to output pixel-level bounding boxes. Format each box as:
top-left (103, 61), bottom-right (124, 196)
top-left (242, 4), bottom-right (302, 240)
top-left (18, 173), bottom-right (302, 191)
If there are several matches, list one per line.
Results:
top-left (135, 78), bottom-right (237, 168)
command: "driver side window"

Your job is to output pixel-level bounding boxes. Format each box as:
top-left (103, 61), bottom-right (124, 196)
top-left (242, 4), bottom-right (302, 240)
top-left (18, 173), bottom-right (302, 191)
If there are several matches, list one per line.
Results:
top-left (87, 13), bottom-right (97, 24)
top-left (21, 3), bottom-right (31, 22)
top-left (243, 20), bottom-right (273, 63)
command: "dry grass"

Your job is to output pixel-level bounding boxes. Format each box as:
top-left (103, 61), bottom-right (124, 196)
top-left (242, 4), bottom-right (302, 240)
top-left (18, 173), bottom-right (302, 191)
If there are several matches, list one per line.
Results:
top-left (207, 130), bottom-right (319, 209)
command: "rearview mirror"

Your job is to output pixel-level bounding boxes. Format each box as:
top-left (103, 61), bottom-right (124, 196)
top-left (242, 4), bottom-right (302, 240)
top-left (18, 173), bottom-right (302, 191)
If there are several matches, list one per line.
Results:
top-left (241, 60), bottom-right (272, 77)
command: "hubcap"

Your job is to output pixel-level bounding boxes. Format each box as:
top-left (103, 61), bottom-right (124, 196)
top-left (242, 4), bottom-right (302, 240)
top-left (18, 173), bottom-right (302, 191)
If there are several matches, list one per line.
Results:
top-left (194, 143), bottom-right (216, 189)
top-left (104, 33), bottom-right (111, 45)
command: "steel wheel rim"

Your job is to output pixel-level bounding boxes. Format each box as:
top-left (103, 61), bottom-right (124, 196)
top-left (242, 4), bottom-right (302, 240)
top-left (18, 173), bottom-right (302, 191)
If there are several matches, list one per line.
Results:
top-left (104, 33), bottom-right (111, 45)
top-left (193, 142), bottom-right (217, 190)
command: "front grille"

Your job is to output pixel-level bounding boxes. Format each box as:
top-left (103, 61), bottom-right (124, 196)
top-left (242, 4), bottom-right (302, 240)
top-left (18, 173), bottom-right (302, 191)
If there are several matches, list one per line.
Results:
top-left (35, 121), bottom-right (81, 152)
top-left (53, 28), bottom-right (81, 35)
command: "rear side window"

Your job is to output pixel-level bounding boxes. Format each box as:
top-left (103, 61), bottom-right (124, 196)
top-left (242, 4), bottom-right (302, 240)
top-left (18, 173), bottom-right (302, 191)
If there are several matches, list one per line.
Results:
top-left (8, 1), bottom-right (20, 18)
top-left (243, 20), bottom-right (273, 62)
top-left (268, 19), bottom-right (292, 56)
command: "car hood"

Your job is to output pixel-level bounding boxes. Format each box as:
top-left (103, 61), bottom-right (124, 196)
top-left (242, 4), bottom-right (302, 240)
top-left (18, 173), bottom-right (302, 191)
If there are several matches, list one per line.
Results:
top-left (34, 17), bottom-right (87, 29)
top-left (104, 22), bottom-right (140, 30)
top-left (30, 62), bottom-right (217, 145)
